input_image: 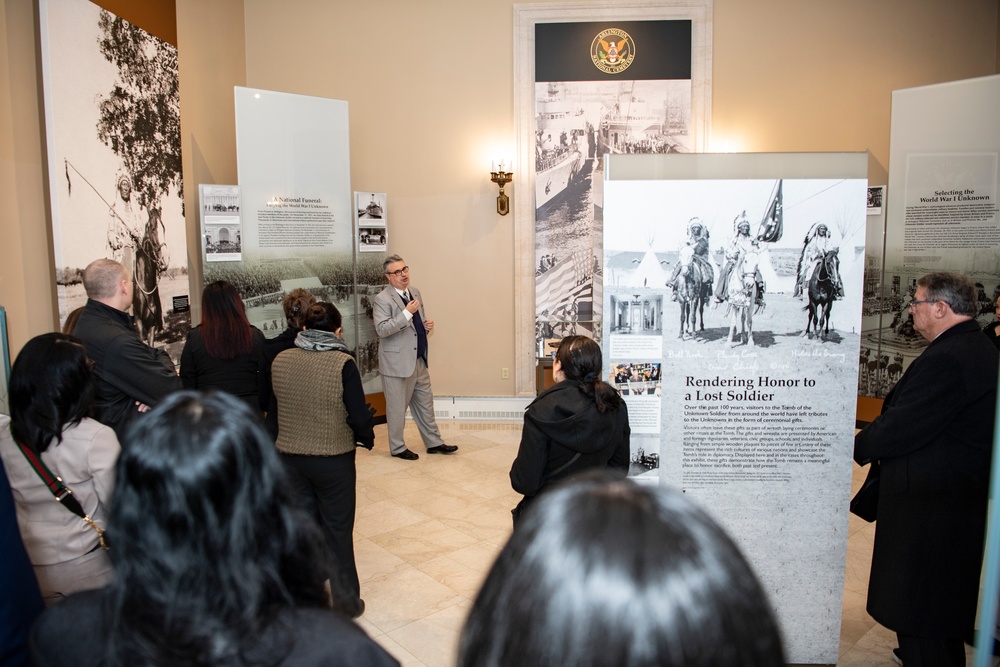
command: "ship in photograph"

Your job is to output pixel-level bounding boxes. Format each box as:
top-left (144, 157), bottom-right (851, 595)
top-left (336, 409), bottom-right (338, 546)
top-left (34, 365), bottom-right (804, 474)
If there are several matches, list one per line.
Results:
top-left (535, 83), bottom-right (594, 213)
top-left (358, 194), bottom-right (383, 219)
top-left (597, 82), bottom-right (687, 156)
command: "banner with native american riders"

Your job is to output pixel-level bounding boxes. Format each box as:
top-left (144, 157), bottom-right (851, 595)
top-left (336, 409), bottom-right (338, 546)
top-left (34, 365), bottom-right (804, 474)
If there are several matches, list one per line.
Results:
top-left (40, 0), bottom-right (189, 359)
top-left (603, 151), bottom-right (868, 665)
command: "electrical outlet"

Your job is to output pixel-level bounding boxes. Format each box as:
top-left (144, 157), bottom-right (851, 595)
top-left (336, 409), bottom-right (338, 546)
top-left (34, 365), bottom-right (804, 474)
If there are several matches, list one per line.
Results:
top-left (502, 367), bottom-right (510, 379)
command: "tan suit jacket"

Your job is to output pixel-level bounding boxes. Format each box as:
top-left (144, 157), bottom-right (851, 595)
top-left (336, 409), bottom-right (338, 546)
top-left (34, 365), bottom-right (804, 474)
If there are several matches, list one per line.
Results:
top-left (373, 284), bottom-right (426, 377)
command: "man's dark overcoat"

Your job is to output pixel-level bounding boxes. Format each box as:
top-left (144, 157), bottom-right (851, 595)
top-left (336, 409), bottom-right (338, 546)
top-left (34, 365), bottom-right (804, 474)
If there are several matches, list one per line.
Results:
top-left (854, 319), bottom-right (997, 637)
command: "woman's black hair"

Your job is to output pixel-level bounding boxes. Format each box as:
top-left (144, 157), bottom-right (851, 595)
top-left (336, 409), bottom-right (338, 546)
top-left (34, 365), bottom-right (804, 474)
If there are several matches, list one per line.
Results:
top-left (302, 302), bottom-right (342, 332)
top-left (105, 391), bottom-right (329, 666)
top-left (459, 472), bottom-right (786, 667)
top-left (554, 335), bottom-right (621, 413)
top-left (8, 333), bottom-right (95, 453)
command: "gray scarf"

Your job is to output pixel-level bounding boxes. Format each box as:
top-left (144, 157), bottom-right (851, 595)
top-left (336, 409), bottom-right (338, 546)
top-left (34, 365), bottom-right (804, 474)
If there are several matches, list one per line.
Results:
top-left (294, 329), bottom-right (350, 353)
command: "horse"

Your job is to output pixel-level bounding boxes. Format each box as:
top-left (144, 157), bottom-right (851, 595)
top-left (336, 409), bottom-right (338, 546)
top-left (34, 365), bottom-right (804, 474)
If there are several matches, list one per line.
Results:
top-left (675, 245), bottom-right (710, 339)
top-left (726, 250), bottom-right (759, 347)
top-left (803, 248), bottom-right (841, 340)
top-left (132, 208), bottom-right (168, 347)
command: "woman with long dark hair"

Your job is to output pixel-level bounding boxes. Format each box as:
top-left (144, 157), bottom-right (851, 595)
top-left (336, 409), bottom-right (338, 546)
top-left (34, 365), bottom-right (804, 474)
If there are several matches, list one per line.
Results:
top-left (30, 391), bottom-right (397, 667)
top-left (0, 333), bottom-right (119, 604)
top-left (180, 280), bottom-right (269, 415)
top-left (509, 335), bottom-right (630, 525)
top-left (459, 473), bottom-right (786, 667)
top-left (271, 302), bottom-right (375, 618)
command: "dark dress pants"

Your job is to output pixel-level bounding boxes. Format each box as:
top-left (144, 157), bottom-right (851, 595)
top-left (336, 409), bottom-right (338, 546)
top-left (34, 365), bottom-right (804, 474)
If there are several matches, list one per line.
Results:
top-left (282, 450), bottom-right (361, 611)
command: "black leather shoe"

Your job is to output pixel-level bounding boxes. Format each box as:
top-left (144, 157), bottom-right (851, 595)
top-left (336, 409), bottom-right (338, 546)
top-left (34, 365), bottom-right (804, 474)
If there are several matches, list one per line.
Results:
top-left (351, 599), bottom-right (366, 619)
top-left (426, 444), bottom-right (458, 455)
top-left (392, 449), bottom-right (419, 460)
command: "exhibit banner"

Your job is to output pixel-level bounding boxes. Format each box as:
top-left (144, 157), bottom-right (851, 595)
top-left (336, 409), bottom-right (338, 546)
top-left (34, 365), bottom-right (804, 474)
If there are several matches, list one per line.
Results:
top-left (532, 19), bottom-right (697, 344)
top-left (233, 87), bottom-right (352, 259)
top-left (211, 88), bottom-right (382, 391)
top-left (604, 152), bottom-right (868, 665)
top-left (870, 74), bottom-right (1000, 396)
top-left (510, 2), bottom-right (712, 395)
top-left (39, 0), bottom-right (189, 357)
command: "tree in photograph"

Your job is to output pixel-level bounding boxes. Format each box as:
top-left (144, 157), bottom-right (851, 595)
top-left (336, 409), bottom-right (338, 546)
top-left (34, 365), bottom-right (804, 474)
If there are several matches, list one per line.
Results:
top-left (96, 10), bottom-right (181, 346)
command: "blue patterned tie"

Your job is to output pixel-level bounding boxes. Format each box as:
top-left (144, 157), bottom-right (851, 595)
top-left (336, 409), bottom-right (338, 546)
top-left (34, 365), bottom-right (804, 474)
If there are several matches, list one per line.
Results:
top-left (402, 292), bottom-right (428, 363)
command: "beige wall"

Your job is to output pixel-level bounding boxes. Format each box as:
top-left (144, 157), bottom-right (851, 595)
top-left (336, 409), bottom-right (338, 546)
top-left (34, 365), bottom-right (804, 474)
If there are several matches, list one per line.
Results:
top-left (1, 0), bottom-right (57, 355)
top-left (2, 0), bottom-right (998, 396)
top-left (175, 0), bottom-right (246, 303)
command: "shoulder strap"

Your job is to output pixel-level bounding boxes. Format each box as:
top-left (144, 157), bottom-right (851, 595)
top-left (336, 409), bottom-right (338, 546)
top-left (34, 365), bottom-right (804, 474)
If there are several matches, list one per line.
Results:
top-left (16, 441), bottom-right (109, 551)
top-left (15, 441), bottom-right (88, 519)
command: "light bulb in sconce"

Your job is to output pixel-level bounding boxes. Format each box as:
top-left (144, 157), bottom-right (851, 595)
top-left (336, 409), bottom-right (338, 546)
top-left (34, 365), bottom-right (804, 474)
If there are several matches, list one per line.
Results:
top-left (490, 160), bottom-right (513, 216)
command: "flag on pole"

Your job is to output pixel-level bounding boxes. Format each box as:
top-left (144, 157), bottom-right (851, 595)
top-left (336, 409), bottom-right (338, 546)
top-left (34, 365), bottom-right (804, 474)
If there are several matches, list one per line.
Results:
top-left (757, 180), bottom-right (783, 243)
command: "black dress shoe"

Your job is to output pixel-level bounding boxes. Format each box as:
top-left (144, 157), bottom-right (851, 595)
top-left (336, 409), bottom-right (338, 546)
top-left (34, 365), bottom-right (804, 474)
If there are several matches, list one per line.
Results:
top-left (392, 449), bottom-right (419, 460)
top-left (426, 444), bottom-right (458, 455)
top-left (351, 599), bottom-right (366, 619)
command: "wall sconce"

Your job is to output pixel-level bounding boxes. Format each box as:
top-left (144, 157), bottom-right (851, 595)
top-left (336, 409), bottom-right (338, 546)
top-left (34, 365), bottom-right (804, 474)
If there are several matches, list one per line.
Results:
top-left (490, 161), bottom-right (513, 216)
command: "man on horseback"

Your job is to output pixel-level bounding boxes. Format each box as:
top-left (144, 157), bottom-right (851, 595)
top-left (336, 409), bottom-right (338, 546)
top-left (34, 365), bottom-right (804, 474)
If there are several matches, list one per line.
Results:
top-left (794, 223), bottom-right (843, 298)
top-left (714, 212), bottom-right (764, 307)
top-left (668, 218), bottom-right (714, 301)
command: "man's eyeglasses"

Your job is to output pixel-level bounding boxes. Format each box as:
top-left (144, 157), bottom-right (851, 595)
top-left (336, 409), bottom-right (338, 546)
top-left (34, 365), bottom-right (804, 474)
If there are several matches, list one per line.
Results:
top-left (908, 299), bottom-right (940, 309)
top-left (386, 266), bottom-right (409, 277)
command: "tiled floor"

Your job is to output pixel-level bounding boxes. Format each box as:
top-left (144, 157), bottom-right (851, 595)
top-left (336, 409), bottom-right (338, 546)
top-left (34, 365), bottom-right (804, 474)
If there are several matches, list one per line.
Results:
top-left (352, 420), bottom-right (995, 667)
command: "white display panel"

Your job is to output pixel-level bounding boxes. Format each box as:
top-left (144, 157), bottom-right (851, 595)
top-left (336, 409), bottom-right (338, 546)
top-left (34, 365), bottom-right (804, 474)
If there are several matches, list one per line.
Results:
top-left (234, 87), bottom-right (353, 259)
top-left (605, 152), bottom-right (868, 665)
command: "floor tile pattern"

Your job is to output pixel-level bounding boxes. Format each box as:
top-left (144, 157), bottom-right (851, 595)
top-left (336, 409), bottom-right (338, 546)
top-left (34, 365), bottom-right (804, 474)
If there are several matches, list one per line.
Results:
top-left (352, 421), bottom-right (994, 667)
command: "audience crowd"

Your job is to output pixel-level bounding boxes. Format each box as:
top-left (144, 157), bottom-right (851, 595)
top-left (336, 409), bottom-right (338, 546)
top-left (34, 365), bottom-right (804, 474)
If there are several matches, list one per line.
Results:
top-left (16, 260), bottom-right (999, 666)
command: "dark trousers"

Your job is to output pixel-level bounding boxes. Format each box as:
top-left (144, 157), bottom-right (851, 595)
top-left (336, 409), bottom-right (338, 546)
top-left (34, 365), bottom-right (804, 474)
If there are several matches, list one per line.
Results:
top-left (897, 633), bottom-right (966, 667)
top-left (281, 450), bottom-right (361, 610)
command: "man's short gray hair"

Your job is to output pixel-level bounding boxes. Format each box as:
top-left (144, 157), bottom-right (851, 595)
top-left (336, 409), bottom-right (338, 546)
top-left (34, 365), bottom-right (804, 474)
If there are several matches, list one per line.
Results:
top-left (918, 272), bottom-right (978, 317)
top-left (383, 254), bottom-right (405, 274)
top-left (83, 259), bottom-right (128, 299)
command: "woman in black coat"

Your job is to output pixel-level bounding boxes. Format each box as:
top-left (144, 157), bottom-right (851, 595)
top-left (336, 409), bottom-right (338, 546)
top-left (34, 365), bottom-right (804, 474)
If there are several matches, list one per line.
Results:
top-left (180, 281), bottom-right (269, 416)
top-left (509, 336), bottom-right (630, 526)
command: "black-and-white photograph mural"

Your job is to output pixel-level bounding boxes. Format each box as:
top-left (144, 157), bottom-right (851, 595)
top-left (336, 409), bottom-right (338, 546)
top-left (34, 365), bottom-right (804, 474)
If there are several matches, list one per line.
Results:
top-left (41, 0), bottom-right (189, 355)
top-left (605, 179), bottom-right (866, 349)
top-left (534, 20), bottom-right (694, 347)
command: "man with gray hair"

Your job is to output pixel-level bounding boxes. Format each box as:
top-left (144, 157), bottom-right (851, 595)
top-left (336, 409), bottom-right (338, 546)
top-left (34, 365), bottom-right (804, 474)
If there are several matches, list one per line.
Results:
top-left (855, 271), bottom-right (996, 666)
top-left (373, 254), bottom-right (456, 460)
top-left (72, 258), bottom-right (181, 438)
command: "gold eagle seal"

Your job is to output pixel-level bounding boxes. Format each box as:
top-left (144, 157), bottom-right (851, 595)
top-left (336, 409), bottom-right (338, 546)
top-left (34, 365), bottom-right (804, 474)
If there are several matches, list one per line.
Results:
top-left (591, 28), bottom-right (634, 74)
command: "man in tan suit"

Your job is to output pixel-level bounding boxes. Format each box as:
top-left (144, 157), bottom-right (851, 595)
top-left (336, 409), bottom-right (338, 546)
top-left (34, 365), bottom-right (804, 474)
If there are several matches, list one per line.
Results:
top-left (373, 255), bottom-right (456, 460)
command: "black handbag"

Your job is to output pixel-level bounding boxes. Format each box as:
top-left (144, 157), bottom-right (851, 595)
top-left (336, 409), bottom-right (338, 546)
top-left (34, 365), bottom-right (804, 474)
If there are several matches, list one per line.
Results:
top-left (850, 462), bottom-right (880, 522)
